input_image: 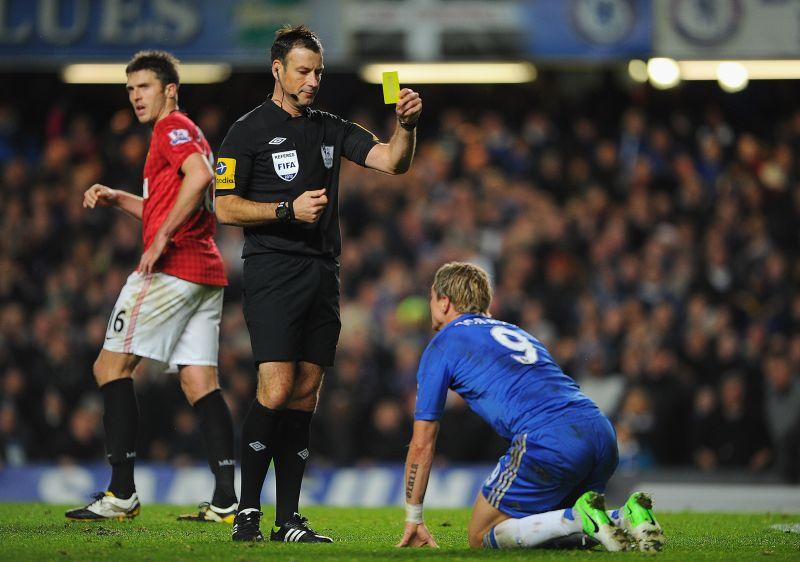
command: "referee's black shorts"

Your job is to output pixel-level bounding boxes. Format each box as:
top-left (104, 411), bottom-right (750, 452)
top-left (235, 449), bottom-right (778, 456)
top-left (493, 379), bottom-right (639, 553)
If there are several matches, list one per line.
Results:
top-left (242, 252), bottom-right (341, 367)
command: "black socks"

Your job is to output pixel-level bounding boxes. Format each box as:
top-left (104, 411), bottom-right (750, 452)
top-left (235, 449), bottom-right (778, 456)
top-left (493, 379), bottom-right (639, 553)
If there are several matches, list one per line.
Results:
top-left (274, 409), bottom-right (313, 526)
top-left (101, 378), bottom-right (138, 499)
top-left (100, 378), bottom-right (312, 518)
top-left (194, 389), bottom-right (237, 508)
top-left (238, 400), bottom-right (284, 511)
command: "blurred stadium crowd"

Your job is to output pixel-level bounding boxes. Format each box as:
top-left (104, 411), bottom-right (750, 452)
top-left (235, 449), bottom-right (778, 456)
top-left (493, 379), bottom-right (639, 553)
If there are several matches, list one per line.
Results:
top-left (0, 78), bottom-right (798, 483)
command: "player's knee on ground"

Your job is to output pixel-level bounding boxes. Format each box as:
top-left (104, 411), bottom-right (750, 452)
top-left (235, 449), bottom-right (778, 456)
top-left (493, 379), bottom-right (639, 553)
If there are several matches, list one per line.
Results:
top-left (178, 366), bottom-right (220, 405)
top-left (467, 519), bottom-right (495, 549)
top-left (467, 492), bottom-right (511, 549)
top-left (468, 530), bottom-right (485, 549)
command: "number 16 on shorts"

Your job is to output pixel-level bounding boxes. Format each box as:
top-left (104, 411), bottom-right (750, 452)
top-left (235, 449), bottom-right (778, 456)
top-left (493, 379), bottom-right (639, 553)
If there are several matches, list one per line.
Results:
top-left (107, 309), bottom-right (127, 336)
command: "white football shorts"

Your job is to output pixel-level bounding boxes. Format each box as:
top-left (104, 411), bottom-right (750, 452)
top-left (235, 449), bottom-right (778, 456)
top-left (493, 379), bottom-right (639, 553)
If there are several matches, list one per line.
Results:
top-left (103, 271), bottom-right (223, 367)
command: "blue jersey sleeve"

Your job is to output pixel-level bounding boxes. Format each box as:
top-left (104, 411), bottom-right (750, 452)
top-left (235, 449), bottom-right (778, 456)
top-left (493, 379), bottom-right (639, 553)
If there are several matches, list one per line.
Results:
top-left (414, 341), bottom-right (451, 421)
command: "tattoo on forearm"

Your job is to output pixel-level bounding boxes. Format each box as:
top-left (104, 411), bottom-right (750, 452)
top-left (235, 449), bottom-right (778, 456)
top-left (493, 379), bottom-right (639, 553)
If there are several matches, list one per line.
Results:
top-left (406, 464), bottom-right (418, 499)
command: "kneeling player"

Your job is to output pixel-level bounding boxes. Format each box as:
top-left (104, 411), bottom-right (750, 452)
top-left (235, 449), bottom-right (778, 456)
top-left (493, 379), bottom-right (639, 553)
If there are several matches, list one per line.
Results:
top-left (396, 263), bottom-right (665, 552)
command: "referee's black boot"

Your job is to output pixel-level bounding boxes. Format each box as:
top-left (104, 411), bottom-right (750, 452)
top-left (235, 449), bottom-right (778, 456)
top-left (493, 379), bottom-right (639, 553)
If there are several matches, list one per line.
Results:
top-left (270, 512), bottom-right (333, 543)
top-left (232, 509), bottom-right (264, 542)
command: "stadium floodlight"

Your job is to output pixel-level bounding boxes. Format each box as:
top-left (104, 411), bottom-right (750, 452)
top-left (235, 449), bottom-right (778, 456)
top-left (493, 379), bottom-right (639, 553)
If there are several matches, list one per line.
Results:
top-left (740, 60), bottom-right (800, 79)
top-left (716, 62), bottom-right (748, 93)
top-left (646, 58), bottom-right (681, 90)
top-left (628, 59), bottom-right (648, 83)
top-left (359, 62), bottom-right (537, 84)
top-left (679, 60), bottom-right (800, 81)
top-left (62, 63), bottom-right (232, 84)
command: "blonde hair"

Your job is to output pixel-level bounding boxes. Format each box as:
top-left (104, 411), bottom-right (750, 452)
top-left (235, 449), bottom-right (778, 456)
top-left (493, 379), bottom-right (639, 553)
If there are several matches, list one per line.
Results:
top-left (433, 262), bottom-right (492, 314)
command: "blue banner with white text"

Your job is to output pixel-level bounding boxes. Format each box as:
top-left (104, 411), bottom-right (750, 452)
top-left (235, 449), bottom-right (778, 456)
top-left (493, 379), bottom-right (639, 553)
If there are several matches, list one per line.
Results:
top-left (0, 0), bottom-right (334, 64)
top-left (0, 463), bottom-right (492, 506)
top-left (0, 0), bottom-right (656, 65)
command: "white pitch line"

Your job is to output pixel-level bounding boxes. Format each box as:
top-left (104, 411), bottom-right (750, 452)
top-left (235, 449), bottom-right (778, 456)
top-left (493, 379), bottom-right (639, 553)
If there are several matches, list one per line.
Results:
top-left (770, 524), bottom-right (800, 534)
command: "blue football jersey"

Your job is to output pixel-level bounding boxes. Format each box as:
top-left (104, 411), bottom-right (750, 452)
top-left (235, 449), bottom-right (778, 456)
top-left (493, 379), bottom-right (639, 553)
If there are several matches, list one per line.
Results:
top-left (414, 313), bottom-right (600, 440)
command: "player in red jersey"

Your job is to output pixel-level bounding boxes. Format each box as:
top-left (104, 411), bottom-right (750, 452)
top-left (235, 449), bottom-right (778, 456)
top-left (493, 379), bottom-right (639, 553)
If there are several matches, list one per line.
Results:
top-left (66, 51), bottom-right (238, 524)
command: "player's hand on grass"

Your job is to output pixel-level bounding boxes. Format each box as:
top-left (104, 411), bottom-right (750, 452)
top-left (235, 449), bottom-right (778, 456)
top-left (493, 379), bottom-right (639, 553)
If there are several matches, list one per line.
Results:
top-left (138, 231), bottom-right (169, 275)
top-left (396, 88), bottom-right (422, 128)
top-left (396, 522), bottom-right (439, 548)
top-left (292, 188), bottom-right (328, 223)
top-left (83, 184), bottom-right (118, 209)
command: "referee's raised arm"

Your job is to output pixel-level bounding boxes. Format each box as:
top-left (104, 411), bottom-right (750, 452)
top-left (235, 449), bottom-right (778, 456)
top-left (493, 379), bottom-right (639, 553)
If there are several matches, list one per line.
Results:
top-left (364, 88), bottom-right (423, 175)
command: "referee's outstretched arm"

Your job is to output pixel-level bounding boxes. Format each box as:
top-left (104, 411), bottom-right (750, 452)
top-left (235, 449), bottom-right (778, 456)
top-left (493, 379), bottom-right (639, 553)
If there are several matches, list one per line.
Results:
top-left (365, 88), bottom-right (422, 175)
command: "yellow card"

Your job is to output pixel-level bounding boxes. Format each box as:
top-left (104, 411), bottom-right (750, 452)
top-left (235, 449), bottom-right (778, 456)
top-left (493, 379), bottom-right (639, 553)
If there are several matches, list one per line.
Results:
top-left (382, 71), bottom-right (400, 104)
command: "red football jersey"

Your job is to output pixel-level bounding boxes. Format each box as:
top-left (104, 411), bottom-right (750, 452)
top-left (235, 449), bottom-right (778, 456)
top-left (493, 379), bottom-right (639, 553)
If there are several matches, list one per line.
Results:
top-left (142, 111), bottom-right (227, 286)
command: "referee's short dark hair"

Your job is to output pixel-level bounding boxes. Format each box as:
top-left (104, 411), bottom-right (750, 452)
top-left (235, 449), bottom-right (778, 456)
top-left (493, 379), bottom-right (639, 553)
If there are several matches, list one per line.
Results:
top-left (271, 25), bottom-right (323, 64)
top-left (126, 50), bottom-right (180, 87)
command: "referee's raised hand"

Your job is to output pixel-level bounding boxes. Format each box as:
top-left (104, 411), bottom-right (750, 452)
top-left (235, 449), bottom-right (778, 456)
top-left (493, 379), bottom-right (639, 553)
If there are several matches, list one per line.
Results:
top-left (292, 188), bottom-right (328, 223)
top-left (396, 88), bottom-right (422, 128)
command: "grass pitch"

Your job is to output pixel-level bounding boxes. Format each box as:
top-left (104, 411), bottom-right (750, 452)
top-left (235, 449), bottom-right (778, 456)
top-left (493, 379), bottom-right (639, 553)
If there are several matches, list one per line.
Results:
top-left (0, 503), bottom-right (798, 560)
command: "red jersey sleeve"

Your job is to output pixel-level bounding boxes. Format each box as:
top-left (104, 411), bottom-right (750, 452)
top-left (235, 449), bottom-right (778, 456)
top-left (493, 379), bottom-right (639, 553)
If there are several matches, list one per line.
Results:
top-left (155, 113), bottom-right (206, 170)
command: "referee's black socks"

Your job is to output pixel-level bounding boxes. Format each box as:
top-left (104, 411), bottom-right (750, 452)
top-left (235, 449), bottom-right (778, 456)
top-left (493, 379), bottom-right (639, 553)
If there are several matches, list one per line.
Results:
top-left (194, 389), bottom-right (237, 508)
top-left (274, 409), bottom-right (313, 526)
top-left (239, 399), bottom-right (283, 512)
top-left (101, 377), bottom-right (138, 500)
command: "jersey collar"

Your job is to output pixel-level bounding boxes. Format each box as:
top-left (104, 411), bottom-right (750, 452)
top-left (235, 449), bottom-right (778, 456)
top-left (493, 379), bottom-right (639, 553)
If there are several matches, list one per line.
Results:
top-left (266, 96), bottom-right (309, 120)
top-left (439, 312), bottom-right (485, 333)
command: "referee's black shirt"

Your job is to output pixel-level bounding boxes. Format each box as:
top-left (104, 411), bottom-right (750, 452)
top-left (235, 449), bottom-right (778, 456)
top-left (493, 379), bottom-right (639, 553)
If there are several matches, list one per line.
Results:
top-left (215, 99), bottom-right (378, 258)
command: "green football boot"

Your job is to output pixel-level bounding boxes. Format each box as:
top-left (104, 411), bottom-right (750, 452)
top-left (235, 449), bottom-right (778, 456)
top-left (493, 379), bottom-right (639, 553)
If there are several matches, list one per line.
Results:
top-left (621, 491), bottom-right (665, 551)
top-left (573, 491), bottom-right (630, 551)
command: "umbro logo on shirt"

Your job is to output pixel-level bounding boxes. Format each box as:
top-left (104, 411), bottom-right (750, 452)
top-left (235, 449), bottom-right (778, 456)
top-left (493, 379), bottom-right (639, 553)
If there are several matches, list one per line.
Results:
top-left (249, 441), bottom-right (266, 452)
top-left (268, 137), bottom-right (286, 145)
top-left (297, 448), bottom-right (309, 460)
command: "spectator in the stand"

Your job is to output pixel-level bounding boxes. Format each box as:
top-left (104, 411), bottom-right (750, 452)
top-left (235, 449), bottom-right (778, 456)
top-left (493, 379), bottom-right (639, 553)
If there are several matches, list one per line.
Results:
top-left (691, 385), bottom-right (719, 471)
top-left (50, 400), bottom-right (104, 463)
top-left (764, 354), bottom-right (800, 482)
top-left (435, 393), bottom-right (506, 463)
top-left (311, 350), bottom-right (378, 464)
top-left (0, 404), bottom-right (30, 466)
top-left (615, 386), bottom-right (655, 463)
top-left (577, 349), bottom-right (625, 417)
top-left (716, 374), bottom-right (771, 471)
top-left (40, 387), bottom-right (66, 439)
top-left (692, 375), bottom-right (771, 472)
top-left (640, 347), bottom-right (691, 464)
top-left (169, 407), bottom-right (206, 466)
top-left (359, 399), bottom-right (411, 462)
top-left (615, 421), bottom-right (654, 473)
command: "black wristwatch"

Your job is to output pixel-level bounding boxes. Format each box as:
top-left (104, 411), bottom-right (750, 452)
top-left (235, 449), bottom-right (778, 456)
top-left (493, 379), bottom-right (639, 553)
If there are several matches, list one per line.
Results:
top-left (275, 200), bottom-right (294, 222)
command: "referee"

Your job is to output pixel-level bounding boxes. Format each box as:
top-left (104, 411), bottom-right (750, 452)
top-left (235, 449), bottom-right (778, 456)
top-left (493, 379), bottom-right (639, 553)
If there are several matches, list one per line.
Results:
top-left (216, 25), bottom-right (422, 543)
